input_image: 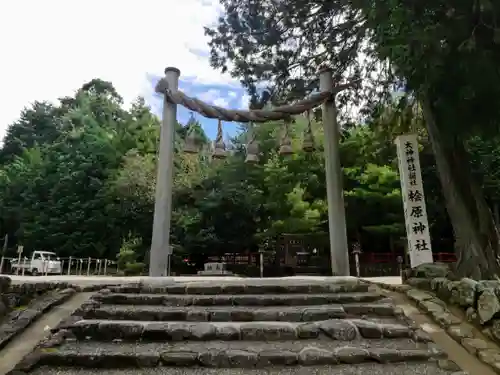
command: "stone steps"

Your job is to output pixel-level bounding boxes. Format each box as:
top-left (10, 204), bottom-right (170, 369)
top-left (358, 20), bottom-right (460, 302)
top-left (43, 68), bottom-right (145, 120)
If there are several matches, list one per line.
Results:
top-left (92, 292), bottom-right (384, 306)
top-left (13, 278), bottom-right (463, 374)
top-left (82, 303), bottom-right (397, 321)
top-left (34, 340), bottom-right (440, 368)
top-left (64, 319), bottom-right (416, 341)
top-left (102, 278), bottom-right (367, 295)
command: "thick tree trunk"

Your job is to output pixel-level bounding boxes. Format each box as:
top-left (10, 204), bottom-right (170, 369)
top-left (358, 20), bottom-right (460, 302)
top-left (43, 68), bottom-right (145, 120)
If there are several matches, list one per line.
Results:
top-left (420, 95), bottom-right (500, 279)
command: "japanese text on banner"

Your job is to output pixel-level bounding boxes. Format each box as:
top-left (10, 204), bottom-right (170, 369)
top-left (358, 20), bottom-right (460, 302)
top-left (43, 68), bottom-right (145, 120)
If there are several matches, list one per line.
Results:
top-left (395, 134), bottom-right (433, 267)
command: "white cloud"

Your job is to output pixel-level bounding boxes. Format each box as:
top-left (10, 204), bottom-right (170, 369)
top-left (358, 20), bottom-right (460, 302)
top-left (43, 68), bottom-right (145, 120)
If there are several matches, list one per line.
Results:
top-left (197, 89), bottom-right (221, 104)
top-left (0, 0), bottom-right (240, 141)
top-left (213, 97), bottom-right (229, 107)
top-left (240, 94), bottom-right (251, 109)
top-left (196, 89), bottom-right (229, 107)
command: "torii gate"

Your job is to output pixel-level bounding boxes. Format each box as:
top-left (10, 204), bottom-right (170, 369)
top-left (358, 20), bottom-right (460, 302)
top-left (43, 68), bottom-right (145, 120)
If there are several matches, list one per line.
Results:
top-left (151, 66), bottom-right (355, 277)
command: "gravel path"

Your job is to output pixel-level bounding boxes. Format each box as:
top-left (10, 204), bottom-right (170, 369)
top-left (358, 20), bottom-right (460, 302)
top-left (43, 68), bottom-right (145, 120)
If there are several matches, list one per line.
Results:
top-left (58, 338), bottom-right (427, 353)
top-left (30, 363), bottom-right (460, 375)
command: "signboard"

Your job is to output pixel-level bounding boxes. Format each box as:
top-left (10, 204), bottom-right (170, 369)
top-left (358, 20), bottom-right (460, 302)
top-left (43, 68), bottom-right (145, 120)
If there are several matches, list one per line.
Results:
top-left (204, 262), bottom-right (225, 272)
top-left (17, 245), bottom-right (23, 254)
top-left (395, 134), bottom-right (434, 268)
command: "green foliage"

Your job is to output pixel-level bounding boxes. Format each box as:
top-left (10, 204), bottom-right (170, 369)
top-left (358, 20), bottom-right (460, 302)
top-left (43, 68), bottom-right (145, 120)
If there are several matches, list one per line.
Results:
top-left (4, 73), bottom-right (500, 275)
top-left (117, 236), bottom-right (144, 276)
top-left (0, 79), bottom-right (173, 260)
top-left (0, 102), bottom-right (63, 164)
top-left (0, 80), bottom-right (446, 265)
top-left (269, 185), bottom-right (326, 235)
top-left (205, 0), bottom-right (500, 277)
top-left (344, 164), bottom-right (403, 236)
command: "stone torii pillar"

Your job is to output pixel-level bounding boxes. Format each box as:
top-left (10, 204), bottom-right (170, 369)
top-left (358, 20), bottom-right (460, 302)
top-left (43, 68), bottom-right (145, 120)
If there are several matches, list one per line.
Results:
top-left (149, 67), bottom-right (180, 277)
top-left (320, 68), bottom-right (350, 276)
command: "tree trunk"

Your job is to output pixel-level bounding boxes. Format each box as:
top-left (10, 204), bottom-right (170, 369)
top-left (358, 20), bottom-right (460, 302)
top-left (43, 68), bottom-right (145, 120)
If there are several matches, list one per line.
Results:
top-left (420, 95), bottom-right (500, 279)
top-left (494, 202), bottom-right (500, 227)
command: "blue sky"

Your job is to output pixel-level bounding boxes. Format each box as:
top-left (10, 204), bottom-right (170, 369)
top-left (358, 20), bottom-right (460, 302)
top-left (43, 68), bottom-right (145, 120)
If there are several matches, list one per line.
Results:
top-left (0, 0), bottom-right (248, 143)
top-left (147, 74), bottom-right (248, 140)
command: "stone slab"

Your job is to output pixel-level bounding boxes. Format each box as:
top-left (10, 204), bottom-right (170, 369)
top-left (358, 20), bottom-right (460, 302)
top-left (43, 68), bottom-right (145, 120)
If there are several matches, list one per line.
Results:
top-left (30, 340), bottom-right (436, 368)
top-left (54, 339), bottom-right (428, 353)
top-left (82, 303), bottom-right (398, 322)
top-left (92, 292), bottom-right (382, 306)
top-left (62, 318), bottom-right (413, 341)
top-left (124, 280), bottom-right (368, 295)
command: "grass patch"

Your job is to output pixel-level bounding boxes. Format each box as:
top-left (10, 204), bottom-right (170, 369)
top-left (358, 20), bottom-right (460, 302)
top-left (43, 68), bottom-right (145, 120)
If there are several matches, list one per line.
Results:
top-left (41, 347), bottom-right (59, 353)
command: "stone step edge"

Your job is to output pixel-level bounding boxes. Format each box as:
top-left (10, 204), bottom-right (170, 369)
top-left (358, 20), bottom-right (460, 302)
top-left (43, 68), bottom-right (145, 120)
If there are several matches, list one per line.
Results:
top-left (14, 345), bottom-right (445, 371)
top-left (80, 303), bottom-right (398, 322)
top-left (0, 288), bottom-right (76, 351)
top-left (60, 318), bottom-right (419, 342)
top-left (102, 282), bottom-right (370, 295)
top-left (367, 280), bottom-right (500, 375)
top-left (91, 291), bottom-right (385, 305)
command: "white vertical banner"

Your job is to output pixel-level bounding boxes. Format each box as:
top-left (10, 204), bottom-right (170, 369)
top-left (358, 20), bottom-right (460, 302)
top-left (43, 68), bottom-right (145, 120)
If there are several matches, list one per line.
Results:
top-left (395, 134), bottom-right (434, 268)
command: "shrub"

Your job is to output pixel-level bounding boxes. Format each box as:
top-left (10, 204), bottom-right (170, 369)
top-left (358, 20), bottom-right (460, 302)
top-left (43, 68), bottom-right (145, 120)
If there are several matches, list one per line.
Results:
top-left (124, 262), bottom-right (145, 276)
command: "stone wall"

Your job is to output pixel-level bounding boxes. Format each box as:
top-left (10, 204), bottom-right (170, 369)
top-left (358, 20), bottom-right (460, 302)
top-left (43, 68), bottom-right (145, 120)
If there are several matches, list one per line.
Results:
top-left (0, 276), bottom-right (10, 318)
top-left (0, 276), bottom-right (72, 316)
top-left (403, 263), bottom-right (500, 346)
top-left (0, 276), bottom-right (76, 350)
